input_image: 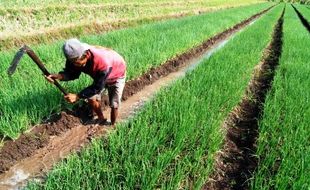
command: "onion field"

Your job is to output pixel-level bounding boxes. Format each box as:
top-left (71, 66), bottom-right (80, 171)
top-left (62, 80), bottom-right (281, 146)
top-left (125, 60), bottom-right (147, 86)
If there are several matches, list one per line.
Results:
top-left (0, 2), bottom-right (271, 139)
top-left (0, 1), bottom-right (309, 190)
top-left (26, 4), bottom-right (286, 189)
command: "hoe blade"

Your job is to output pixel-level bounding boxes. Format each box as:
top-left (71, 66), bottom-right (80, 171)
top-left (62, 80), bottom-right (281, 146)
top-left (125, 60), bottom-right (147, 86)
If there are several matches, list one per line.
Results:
top-left (7, 48), bottom-right (25, 76)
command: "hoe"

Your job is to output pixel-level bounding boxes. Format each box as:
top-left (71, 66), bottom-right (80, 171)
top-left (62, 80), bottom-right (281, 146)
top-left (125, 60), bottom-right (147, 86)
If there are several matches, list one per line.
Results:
top-left (7, 45), bottom-right (68, 95)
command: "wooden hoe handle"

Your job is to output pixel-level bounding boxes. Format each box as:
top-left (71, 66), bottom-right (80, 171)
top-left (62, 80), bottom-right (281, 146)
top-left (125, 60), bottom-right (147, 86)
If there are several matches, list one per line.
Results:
top-left (24, 45), bottom-right (68, 95)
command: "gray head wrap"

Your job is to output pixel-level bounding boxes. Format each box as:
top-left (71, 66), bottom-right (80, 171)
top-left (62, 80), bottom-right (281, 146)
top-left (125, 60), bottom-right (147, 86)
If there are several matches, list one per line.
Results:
top-left (63, 38), bottom-right (90, 60)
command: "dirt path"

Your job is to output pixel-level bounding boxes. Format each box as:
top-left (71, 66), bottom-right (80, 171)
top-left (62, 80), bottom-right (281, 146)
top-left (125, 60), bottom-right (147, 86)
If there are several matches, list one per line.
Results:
top-left (0, 6), bottom-right (274, 190)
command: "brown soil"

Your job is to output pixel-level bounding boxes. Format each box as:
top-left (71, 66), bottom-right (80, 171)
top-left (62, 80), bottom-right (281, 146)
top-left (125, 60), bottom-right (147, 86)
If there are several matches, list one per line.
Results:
top-left (203, 7), bottom-right (284, 190)
top-left (0, 113), bottom-right (80, 173)
top-left (0, 4), bottom-right (274, 180)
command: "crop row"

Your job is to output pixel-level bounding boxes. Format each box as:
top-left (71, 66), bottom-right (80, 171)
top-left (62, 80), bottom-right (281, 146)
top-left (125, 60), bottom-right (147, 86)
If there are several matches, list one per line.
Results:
top-left (251, 4), bottom-right (310, 190)
top-left (294, 3), bottom-right (310, 22)
top-left (26, 5), bottom-right (284, 190)
top-left (0, 0), bottom-right (263, 50)
top-left (0, 3), bottom-right (272, 139)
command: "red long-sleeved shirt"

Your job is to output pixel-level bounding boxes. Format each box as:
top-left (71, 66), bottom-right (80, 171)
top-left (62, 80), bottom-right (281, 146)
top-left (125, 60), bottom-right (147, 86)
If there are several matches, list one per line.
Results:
top-left (60, 47), bottom-right (126, 99)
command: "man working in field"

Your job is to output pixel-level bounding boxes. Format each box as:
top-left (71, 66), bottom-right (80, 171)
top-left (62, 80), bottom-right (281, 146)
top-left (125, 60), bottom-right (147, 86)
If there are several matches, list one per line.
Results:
top-left (46, 38), bottom-right (126, 125)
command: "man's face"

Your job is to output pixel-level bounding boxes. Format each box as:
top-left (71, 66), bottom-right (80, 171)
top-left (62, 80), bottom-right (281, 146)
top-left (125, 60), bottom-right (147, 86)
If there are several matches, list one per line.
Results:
top-left (72, 55), bottom-right (87, 67)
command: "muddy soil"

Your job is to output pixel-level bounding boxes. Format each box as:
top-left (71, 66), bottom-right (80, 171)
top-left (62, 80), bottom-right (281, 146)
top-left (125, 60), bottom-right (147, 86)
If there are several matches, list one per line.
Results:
top-left (0, 113), bottom-right (81, 173)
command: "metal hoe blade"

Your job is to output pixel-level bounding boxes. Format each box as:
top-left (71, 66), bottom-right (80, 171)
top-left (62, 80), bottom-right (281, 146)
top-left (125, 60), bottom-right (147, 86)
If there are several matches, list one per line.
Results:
top-left (7, 47), bottom-right (26, 76)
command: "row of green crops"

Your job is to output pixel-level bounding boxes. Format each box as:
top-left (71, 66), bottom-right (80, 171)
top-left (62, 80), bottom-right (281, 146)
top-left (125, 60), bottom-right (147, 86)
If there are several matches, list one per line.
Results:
top-left (0, 3), bottom-right (273, 139)
top-left (0, 0), bottom-right (264, 50)
top-left (251, 5), bottom-right (310, 190)
top-left (295, 3), bottom-right (310, 20)
top-left (26, 4), bottom-right (284, 190)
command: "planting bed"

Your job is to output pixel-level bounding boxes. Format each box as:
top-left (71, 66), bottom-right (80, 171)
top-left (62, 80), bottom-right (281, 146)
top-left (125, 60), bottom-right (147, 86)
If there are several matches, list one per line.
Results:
top-left (205, 5), bottom-right (284, 190)
top-left (292, 4), bottom-right (310, 32)
top-left (251, 5), bottom-right (310, 190)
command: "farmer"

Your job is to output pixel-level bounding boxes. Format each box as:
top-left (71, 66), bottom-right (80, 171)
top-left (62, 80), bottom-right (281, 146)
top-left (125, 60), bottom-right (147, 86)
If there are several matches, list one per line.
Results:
top-left (46, 38), bottom-right (126, 125)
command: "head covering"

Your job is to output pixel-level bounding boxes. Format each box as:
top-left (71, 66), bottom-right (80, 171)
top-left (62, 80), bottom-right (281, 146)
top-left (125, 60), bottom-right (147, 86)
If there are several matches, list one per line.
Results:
top-left (63, 38), bottom-right (90, 60)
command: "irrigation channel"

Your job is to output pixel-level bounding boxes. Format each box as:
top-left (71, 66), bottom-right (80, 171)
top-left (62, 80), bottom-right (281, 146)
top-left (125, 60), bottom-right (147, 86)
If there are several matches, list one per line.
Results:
top-left (204, 6), bottom-right (284, 190)
top-left (0, 6), bottom-right (274, 190)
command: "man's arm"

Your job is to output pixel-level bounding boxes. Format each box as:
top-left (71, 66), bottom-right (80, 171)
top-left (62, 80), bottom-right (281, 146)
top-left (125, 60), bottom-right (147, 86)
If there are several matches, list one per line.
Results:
top-left (58, 61), bottom-right (81, 81)
top-left (45, 61), bottom-right (81, 83)
top-left (78, 68), bottom-right (112, 99)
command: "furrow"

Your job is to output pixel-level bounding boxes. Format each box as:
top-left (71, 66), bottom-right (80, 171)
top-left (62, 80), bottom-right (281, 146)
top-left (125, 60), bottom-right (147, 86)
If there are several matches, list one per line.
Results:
top-left (203, 6), bottom-right (284, 190)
